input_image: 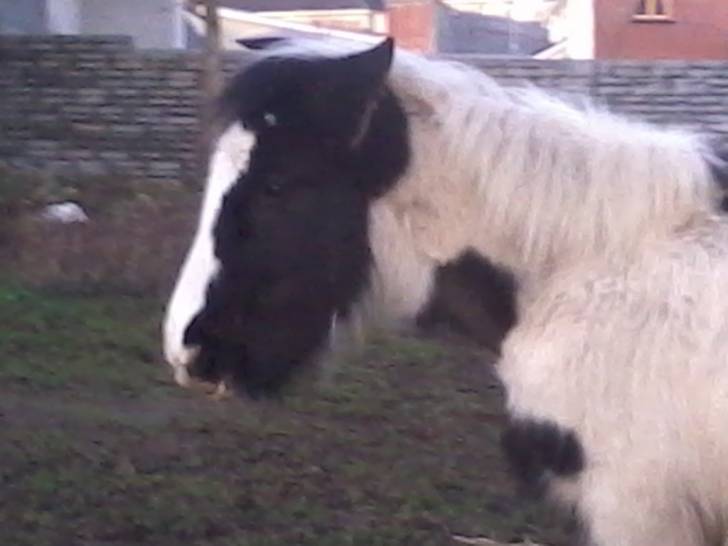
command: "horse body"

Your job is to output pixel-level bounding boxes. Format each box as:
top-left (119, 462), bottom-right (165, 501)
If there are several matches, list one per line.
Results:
top-left (163, 37), bottom-right (728, 545)
top-left (502, 215), bottom-right (728, 544)
top-left (371, 46), bottom-right (728, 545)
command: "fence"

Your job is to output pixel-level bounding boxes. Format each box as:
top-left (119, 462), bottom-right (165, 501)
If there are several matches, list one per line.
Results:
top-left (2, 35), bottom-right (728, 184)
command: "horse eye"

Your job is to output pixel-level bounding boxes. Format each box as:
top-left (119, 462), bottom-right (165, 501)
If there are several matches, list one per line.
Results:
top-left (264, 181), bottom-right (283, 196)
top-left (263, 112), bottom-right (278, 127)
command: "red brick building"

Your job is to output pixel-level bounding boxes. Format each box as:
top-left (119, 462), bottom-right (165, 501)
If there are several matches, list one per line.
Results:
top-left (595, 0), bottom-right (728, 59)
top-left (387, 0), bottom-right (436, 52)
top-left (210, 1), bottom-right (553, 55)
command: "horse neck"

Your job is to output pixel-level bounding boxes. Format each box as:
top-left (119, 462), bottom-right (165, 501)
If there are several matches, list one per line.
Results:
top-left (472, 138), bottom-right (716, 283)
top-left (394, 79), bottom-right (719, 284)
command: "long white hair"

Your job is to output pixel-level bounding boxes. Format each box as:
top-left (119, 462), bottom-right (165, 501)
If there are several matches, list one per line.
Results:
top-left (243, 37), bottom-right (728, 545)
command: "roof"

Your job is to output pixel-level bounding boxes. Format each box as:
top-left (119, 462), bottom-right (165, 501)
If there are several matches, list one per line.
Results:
top-left (183, 7), bottom-right (381, 50)
top-left (435, 4), bottom-right (552, 56)
top-left (217, 0), bottom-right (385, 11)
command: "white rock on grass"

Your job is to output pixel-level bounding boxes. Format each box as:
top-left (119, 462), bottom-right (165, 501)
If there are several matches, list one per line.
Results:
top-left (40, 202), bottom-right (89, 224)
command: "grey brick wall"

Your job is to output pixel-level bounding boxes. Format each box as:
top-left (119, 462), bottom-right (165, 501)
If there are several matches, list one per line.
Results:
top-left (2, 36), bottom-right (728, 184)
top-left (0, 35), bottom-right (205, 183)
top-left (461, 56), bottom-right (728, 138)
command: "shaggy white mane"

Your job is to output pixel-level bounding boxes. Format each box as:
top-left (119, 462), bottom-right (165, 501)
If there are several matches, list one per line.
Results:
top-left (250, 37), bottom-right (723, 287)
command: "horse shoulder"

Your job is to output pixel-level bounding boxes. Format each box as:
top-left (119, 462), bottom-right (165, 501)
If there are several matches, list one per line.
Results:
top-left (501, 219), bottom-right (728, 453)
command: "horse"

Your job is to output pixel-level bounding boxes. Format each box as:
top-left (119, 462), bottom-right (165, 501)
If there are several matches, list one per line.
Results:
top-left (163, 36), bottom-right (728, 545)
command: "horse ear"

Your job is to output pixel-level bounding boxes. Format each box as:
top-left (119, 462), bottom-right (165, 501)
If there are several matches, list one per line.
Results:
top-left (307, 38), bottom-right (395, 146)
top-left (236, 37), bottom-right (287, 50)
top-left (322, 38), bottom-right (394, 93)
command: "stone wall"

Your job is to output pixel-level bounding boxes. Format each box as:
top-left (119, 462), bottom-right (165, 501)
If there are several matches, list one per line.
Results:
top-left (461, 56), bottom-right (728, 136)
top-left (2, 35), bottom-right (728, 184)
top-left (0, 35), bottom-right (203, 184)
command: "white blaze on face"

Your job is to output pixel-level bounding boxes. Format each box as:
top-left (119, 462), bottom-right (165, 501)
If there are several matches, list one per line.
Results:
top-left (163, 124), bottom-right (257, 385)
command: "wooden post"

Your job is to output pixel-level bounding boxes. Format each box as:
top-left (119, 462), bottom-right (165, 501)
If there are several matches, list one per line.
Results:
top-left (202, 0), bottom-right (223, 99)
top-left (194, 0), bottom-right (224, 188)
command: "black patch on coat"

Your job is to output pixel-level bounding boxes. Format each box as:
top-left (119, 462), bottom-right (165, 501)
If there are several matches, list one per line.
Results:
top-left (183, 39), bottom-right (410, 397)
top-left (501, 417), bottom-right (585, 497)
top-left (417, 250), bottom-right (518, 353)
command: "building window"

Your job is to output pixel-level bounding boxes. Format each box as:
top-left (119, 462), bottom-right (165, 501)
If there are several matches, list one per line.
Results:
top-left (633, 0), bottom-right (674, 22)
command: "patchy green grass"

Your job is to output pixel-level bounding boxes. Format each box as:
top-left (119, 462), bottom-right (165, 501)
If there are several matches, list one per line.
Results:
top-left (0, 283), bottom-right (164, 393)
top-left (0, 282), bottom-right (570, 546)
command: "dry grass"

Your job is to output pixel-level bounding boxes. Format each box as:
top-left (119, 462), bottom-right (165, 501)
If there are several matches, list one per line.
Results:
top-left (1, 164), bottom-right (198, 297)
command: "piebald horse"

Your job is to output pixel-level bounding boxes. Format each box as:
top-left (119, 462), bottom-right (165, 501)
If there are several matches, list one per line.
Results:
top-left (164, 37), bottom-right (728, 545)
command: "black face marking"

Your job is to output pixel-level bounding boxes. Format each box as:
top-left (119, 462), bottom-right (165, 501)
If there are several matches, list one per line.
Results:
top-left (417, 250), bottom-right (518, 353)
top-left (501, 417), bottom-right (585, 498)
top-left (185, 39), bottom-right (410, 398)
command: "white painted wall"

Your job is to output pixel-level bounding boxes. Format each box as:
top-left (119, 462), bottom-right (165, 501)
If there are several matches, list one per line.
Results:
top-left (80, 0), bottom-right (185, 48)
top-left (0, 0), bottom-right (47, 33)
top-left (548, 0), bottom-right (594, 59)
top-left (47, 0), bottom-right (81, 33)
top-left (565, 0), bottom-right (594, 59)
top-left (444, 0), bottom-right (553, 20)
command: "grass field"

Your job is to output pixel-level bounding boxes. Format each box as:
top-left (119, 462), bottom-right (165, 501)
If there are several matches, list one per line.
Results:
top-left (0, 280), bottom-right (572, 546)
top-left (0, 166), bottom-right (570, 545)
